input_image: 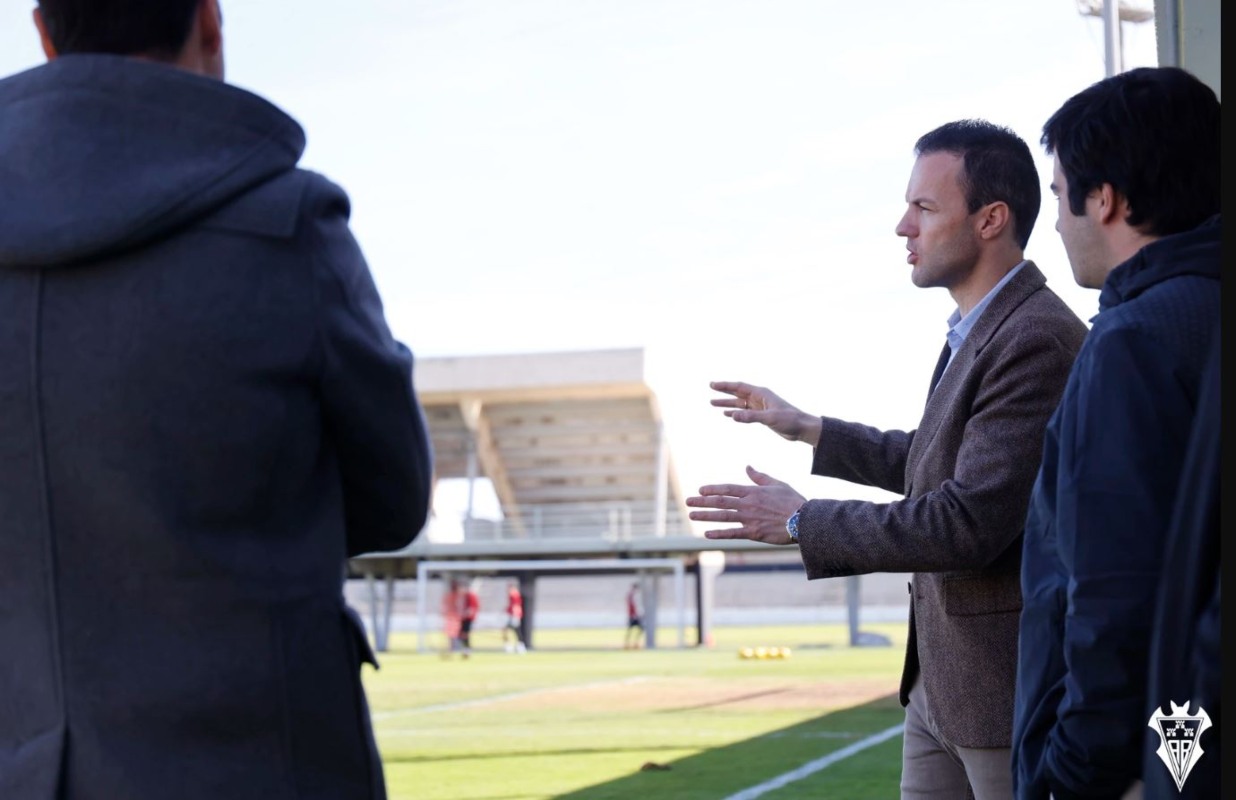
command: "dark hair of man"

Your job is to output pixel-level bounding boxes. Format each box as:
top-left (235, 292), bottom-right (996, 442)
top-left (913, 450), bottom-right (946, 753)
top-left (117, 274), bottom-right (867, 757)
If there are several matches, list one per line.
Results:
top-left (1041, 67), bottom-right (1220, 238)
top-left (914, 119), bottom-right (1041, 250)
top-left (36, 0), bottom-right (200, 60)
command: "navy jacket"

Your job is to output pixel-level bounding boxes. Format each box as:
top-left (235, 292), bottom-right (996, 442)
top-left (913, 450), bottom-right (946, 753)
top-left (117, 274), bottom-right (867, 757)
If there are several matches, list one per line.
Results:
top-left (1142, 332), bottom-right (1220, 799)
top-left (1012, 216), bottom-right (1221, 799)
top-left (0, 56), bottom-right (433, 799)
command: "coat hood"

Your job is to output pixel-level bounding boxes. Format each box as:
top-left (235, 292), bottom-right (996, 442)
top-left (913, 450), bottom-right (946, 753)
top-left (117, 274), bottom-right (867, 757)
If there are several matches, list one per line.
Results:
top-left (1099, 214), bottom-right (1222, 311)
top-left (0, 54), bottom-right (305, 268)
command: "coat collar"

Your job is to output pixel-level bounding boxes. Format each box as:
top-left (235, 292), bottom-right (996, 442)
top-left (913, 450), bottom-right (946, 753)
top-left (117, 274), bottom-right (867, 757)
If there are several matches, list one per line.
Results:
top-left (905, 261), bottom-right (1051, 480)
top-left (933, 260), bottom-right (1048, 397)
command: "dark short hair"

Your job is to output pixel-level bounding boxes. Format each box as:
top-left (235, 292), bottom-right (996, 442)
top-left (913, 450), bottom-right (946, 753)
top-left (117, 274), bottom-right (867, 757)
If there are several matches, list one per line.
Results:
top-left (914, 120), bottom-right (1041, 250)
top-left (1042, 67), bottom-right (1220, 237)
top-left (37, 0), bottom-right (200, 59)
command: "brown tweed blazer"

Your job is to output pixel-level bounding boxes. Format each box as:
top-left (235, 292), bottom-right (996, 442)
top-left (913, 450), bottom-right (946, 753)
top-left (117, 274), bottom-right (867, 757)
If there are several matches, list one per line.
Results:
top-left (796, 261), bottom-right (1086, 749)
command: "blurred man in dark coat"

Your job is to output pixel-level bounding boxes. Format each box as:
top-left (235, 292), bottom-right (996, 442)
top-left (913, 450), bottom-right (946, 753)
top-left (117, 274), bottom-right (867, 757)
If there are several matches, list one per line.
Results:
top-left (0, 2), bottom-right (434, 798)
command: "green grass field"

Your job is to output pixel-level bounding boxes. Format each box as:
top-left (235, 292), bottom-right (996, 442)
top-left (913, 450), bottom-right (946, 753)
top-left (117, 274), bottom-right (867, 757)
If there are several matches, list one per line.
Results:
top-left (362, 623), bottom-right (908, 799)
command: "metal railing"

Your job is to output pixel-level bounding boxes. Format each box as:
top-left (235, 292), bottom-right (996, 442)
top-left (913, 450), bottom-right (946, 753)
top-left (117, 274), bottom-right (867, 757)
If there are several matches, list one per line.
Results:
top-left (459, 501), bottom-right (694, 542)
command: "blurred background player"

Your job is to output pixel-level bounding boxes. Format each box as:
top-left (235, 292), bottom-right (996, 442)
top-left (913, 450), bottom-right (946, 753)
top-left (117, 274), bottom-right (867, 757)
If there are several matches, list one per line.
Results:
top-left (441, 578), bottom-right (465, 658)
top-left (460, 579), bottom-right (481, 658)
top-left (503, 580), bottom-right (526, 653)
top-left (624, 582), bottom-right (645, 649)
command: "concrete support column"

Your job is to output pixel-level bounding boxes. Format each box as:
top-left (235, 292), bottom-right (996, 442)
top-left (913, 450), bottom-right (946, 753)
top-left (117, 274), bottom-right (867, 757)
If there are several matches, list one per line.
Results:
top-left (654, 421), bottom-right (669, 537)
top-left (642, 573), bottom-right (658, 649)
top-left (519, 573), bottom-right (537, 651)
top-left (694, 551), bottom-right (725, 647)
top-left (1102, 0), bottom-right (1123, 76)
top-left (847, 574), bottom-right (891, 647)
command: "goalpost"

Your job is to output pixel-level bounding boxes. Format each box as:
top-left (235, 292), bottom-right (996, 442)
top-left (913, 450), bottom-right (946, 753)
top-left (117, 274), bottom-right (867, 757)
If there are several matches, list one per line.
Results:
top-left (413, 558), bottom-right (687, 653)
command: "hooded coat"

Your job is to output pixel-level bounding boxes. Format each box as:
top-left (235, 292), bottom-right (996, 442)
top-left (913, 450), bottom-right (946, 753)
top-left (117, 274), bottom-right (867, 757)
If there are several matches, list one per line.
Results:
top-left (1012, 216), bottom-right (1221, 800)
top-left (0, 55), bottom-right (433, 799)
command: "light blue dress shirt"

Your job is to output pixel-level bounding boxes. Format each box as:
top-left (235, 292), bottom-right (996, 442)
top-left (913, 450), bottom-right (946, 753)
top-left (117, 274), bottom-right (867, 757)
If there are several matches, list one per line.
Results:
top-left (942, 260), bottom-right (1028, 371)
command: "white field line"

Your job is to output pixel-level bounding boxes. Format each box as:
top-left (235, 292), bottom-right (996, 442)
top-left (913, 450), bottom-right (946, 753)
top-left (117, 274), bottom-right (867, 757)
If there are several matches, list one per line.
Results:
top-left (720, 723), bottom-right (905, 800)
top-left (371, 676), bottom-right (651, 721)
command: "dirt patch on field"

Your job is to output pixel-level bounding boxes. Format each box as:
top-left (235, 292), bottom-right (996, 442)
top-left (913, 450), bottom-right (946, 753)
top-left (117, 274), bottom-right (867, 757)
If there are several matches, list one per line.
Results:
top-left (499, 676), bottom-right (895, 713)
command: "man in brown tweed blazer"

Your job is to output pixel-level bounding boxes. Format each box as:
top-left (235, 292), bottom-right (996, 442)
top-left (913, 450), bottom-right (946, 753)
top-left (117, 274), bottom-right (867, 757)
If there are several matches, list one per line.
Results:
top-left (688, 120), bottom-right (1087, 799)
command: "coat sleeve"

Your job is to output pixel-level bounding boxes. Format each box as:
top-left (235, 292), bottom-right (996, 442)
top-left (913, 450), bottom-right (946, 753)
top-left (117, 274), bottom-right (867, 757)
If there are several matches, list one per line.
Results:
top-left (810, 416), bottom-right (913, 495)
top-left (796, 323), bottom-right (1075, 578)
top-left (1042, 328), bottom-right (1197, 799)
top-left (308, 178), bottom-right (434, 557)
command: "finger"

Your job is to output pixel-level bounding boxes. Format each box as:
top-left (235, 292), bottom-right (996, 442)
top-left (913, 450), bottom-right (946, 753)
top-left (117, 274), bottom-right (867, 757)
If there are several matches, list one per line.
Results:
top-left (685, 494), bottom-right (743, 510)
top-left (746, 465), bottom-right (786, 486)
top-left (693, 484), bottom-right (749, 497)
top-left (702, 528), bottom-right (750, 540)
top-left (709, 381), bottom-right (749, 395)
top-left (711, 391), bottom-right (757, 412)
top-left (687, 509), bottom-right (742, 522)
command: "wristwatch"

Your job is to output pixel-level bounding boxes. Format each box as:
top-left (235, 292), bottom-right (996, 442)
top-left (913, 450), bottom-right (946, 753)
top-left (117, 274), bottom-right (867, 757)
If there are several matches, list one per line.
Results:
top-left (785, 506), bottom-right (803, 542)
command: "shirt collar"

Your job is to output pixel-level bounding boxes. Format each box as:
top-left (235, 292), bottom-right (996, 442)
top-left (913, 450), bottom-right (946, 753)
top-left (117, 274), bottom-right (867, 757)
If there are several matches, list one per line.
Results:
top-left (945, 260), bottom-right (1027, 356)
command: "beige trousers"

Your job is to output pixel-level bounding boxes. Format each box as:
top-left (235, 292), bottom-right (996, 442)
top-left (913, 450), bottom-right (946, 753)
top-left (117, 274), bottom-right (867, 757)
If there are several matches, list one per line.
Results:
top-left (900, 674), bottom-right (1013, 800)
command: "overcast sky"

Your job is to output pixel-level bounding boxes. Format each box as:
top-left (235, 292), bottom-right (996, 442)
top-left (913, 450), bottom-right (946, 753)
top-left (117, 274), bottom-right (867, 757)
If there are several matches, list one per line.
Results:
top-left (1, 1), bottom-right (1159, 531)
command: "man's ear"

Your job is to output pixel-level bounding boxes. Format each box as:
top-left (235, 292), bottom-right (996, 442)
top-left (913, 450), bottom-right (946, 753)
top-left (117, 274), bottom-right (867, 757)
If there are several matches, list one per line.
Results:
top-left (32, 7), bottom-right (59, 61)
top-left (1094, 183), bottom-right (1125, 226)
top-left (198, 0), bottom-right (223, 58)
top-left (975, 201), bottom-right (1011, 241)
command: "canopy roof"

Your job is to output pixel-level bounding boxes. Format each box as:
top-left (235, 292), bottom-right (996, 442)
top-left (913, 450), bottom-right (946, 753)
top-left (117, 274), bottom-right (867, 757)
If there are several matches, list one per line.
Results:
top-left (416, 348), bottom-right (692, 543)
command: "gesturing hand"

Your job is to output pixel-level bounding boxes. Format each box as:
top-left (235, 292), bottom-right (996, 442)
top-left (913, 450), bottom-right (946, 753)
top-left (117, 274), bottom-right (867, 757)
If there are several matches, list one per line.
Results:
top-left (708, 381), bottom-right (821, 446)
top-left (686, 465), bottom-right (806, 545)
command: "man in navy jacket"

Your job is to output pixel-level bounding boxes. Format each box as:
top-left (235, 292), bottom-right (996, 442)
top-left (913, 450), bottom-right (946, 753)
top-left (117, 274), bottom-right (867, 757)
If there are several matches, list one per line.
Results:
top-left (0, 2), bottom-right (433, 798)
top-left (1012, 67), bottom-right (1221, 800)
